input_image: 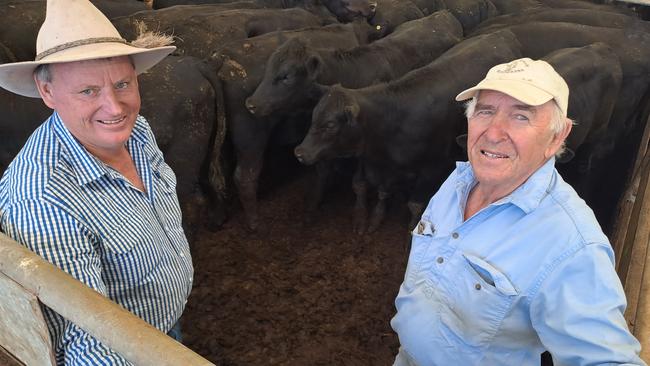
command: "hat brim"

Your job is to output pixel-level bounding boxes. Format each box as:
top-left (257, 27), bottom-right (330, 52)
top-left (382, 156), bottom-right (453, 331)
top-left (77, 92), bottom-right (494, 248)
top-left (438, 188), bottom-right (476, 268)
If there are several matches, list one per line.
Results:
top-left (0, 42), bottom-right (175, 98)
top-left (455, 79), bottom-right (554, 107)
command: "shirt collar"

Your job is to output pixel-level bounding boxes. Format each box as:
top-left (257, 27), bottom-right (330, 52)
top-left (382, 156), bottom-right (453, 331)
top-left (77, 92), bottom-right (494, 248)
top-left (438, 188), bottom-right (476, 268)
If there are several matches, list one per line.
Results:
top-left (455, 157), bottom-right (556, 214)
top-left (51, 112), bottom-right (150, 186)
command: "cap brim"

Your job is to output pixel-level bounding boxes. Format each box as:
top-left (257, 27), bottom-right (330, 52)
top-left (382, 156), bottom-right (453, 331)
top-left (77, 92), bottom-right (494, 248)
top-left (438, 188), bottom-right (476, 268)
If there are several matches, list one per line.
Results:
top-left (455, 79), bottom-right (554, 107)
top-left (0, 42), bottom-right (175, 98)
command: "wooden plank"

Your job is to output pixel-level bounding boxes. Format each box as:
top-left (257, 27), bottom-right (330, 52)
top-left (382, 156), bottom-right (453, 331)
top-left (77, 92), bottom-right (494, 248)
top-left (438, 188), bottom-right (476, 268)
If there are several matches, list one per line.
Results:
top-left (0, 272), bottom-right (55, 366)
top-left (0, 234), bottom-right (214, 366)
top-left (615, 0), bottom-right (650, 5)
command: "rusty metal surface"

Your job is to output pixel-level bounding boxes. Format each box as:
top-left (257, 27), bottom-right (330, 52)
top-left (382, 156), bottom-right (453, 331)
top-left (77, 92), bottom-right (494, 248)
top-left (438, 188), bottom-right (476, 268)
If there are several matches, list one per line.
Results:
top-left (0, 234), bottom-right (214, 366)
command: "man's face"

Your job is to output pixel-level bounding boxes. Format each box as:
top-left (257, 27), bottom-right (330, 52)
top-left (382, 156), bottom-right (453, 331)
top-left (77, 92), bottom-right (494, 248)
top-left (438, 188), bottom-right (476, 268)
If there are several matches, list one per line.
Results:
top-left (467, 90), bottom-right (569, 195)
top-left (35, 56), bottom-right (141, 159)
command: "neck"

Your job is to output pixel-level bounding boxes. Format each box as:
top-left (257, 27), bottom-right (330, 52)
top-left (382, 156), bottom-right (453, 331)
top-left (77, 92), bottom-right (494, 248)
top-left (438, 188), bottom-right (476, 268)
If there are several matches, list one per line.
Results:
top-left (464, 182), bottom-right (515, 221)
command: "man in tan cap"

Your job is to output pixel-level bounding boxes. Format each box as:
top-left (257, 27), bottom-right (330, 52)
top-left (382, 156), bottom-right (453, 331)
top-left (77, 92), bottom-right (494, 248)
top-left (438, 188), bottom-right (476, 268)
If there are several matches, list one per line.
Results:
top-left (390, 58), bottom-right (646, 365)
top-left (0, 0), bottom-right (193, 364)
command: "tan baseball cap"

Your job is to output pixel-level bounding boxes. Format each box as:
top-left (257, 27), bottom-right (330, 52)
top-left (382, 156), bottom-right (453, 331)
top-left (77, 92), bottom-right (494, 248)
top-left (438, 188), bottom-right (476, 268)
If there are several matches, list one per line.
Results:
top-left (455, 58), bottom-right (569, 117)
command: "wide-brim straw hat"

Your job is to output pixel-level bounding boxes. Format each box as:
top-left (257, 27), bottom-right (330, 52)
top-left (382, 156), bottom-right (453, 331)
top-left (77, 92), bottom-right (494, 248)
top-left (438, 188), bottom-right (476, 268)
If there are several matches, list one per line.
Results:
top-left (0, 0), bottom-right (176, 98)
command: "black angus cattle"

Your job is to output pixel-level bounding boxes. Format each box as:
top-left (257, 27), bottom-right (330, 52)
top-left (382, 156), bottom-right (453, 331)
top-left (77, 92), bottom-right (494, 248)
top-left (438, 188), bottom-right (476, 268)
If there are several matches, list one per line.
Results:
top-left (245, 11), bottom-right (462, 221)
top-left (152, 0), bottom-right (377, 22)
top-left (294, 30), bottom-right (523, 233)
top-left (0, 0), bottom-right (148, 61)
top-left (112, 8), bottom-right (329, 59)
top-left (425, 0), bottom-right (498, 34)
top-left (211, 24), bottom-right (364, 232)
top-left (368, 0), bottom-right (424, 38)
top-left (0, 55), bottom-right (225, 243)
top-left (246, 10), bottom-right (463, 118)
top-left (472, 7), bottom-right (647, 35)
top-left (539, 0), bottom-right (637, 15)
top-left (542, 43), bottom-right (622, 204)
top-left (488, 0), bottom-right (541, 14)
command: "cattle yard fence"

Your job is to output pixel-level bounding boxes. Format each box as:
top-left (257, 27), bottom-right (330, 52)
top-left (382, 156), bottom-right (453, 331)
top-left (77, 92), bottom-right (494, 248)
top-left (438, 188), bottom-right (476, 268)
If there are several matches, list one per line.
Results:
top-left (0, 233), bottom-right (214, 366)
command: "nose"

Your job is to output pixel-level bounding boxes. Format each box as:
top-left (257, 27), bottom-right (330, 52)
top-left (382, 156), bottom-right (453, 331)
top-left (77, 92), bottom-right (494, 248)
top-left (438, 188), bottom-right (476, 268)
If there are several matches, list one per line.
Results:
top-left (102, 89), bottom-right (124, 115)
top-left (245, 97), bottom-right (256, 115)
top-left (294, 145), bottom-right (305, 163)
top-left (483, 113), bottom-right (509, 142)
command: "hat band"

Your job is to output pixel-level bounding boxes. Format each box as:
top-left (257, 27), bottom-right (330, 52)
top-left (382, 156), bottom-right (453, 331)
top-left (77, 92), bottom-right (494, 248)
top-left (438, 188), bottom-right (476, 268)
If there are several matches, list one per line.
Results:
top-left (35, 37), bottom-right (129, 61)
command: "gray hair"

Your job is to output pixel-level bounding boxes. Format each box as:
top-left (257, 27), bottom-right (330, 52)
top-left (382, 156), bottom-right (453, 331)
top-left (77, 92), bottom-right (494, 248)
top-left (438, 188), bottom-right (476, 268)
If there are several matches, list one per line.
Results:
top-left (33, 56), bottom-right (136, 84)
top-left (463, 91), bottom-right (573, 157)
top-left (34, 63), bottom-right (52, 83)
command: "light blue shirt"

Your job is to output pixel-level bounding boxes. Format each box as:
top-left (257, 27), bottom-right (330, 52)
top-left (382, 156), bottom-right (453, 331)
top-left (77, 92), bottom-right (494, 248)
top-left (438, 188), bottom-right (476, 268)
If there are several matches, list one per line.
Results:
top-left (391, 159), bottom-right (645, 366)
top-left (0, 112), bottom-right (194, 365)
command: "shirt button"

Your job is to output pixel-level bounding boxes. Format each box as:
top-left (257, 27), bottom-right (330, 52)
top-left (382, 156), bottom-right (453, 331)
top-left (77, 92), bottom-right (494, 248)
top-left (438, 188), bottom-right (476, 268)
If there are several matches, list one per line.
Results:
top-left (436, 257), bottom-right (444, 264)
top-left (475, 283), bottom-right (481, 290)
top-left (180, 252), bottom-right (185, 258)
top-left (452, 232), bottom-right (459, 239)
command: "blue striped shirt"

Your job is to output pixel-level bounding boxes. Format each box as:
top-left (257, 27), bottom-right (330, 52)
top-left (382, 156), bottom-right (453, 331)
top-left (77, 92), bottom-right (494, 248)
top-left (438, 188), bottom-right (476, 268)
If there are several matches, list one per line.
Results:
top-left (0, 112), bottom-right (194, 365)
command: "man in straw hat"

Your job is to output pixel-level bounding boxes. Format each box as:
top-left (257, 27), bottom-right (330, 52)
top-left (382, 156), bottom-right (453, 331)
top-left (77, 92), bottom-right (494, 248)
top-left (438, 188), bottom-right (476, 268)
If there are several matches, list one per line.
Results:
top-left (0, 0), bottom-right (193, 363)
top-left (390, 58), bottom-right (645, 365)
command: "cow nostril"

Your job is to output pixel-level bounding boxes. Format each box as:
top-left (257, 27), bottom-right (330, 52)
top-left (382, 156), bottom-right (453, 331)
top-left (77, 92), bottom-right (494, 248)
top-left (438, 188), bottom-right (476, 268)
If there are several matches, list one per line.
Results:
top-left (294, 146), bottom-right (303, 159)
top-left (245, 98), bottom-right (256, 113)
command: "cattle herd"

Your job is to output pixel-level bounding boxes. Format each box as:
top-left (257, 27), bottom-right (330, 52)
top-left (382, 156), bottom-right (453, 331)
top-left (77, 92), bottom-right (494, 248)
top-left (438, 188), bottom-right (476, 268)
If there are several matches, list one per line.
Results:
top-left (1, 0), bottom-right (649, 240)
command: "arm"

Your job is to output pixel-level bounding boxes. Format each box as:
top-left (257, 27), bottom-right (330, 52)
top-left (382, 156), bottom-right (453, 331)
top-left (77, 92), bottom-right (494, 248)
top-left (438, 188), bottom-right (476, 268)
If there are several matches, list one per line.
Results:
top-left (530, 243), bottom-right (645, 366)
top-left (2, 199), bottom-right (134, 366)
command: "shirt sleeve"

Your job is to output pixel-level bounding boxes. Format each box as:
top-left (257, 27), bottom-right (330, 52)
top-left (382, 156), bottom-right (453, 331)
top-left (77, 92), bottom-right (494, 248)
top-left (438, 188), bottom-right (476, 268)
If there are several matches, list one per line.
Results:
top-left (530, 242), bottom-right (646, 366)
top-left (2, 199), bottom-right (134, 366)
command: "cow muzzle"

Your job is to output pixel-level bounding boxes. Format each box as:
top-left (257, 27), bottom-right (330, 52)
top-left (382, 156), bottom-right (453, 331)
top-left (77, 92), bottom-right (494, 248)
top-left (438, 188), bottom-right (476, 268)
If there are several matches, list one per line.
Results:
top-left (294, 145), bottom-right (317, 165)
top-left (244, 97), bottom-right (257, 115)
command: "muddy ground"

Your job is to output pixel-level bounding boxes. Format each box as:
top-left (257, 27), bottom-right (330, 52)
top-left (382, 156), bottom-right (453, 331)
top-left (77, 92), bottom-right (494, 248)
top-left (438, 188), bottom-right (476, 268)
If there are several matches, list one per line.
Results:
top-left (181, 156), bottom-right (411, 365)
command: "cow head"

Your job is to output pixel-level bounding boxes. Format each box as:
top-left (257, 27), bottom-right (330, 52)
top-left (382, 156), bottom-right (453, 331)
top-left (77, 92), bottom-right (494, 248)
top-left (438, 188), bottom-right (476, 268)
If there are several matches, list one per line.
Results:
top-left (295, 86), bottom-right (363, 165)
top-left (321, 0), bottom-right (378, 23)
top-left (246, 37), bottom-right (323, 117)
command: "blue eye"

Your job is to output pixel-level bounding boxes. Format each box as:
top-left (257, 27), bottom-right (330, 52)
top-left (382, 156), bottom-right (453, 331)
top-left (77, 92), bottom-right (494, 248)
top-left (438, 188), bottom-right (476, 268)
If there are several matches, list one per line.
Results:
top-left (79, 88), bottom-right (94, 96)
top-left (116, 81), bottom-right (129, 89)
top-left (514, 114), bottom-right (529, 122)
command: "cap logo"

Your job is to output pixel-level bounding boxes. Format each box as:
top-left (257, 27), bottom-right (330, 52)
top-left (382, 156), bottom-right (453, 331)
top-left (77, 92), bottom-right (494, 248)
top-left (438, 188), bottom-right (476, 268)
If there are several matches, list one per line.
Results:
top-left (495, 59), bottom-right (530, 74)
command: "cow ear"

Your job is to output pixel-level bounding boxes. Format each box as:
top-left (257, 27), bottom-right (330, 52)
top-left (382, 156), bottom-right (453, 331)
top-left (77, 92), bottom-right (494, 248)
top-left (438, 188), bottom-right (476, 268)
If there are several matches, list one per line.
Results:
top-left (343, 102), bottom-right (360, 125)
top-left (306, 54), bottom-right (323, 79)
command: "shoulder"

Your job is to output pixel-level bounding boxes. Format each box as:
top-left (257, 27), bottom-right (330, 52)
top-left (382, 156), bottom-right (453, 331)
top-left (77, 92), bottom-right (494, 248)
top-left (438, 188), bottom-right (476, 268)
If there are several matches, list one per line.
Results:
top-left (0, 117), bottom-right (64, 203)
top-left (543, 171), bottom-right (609, 246)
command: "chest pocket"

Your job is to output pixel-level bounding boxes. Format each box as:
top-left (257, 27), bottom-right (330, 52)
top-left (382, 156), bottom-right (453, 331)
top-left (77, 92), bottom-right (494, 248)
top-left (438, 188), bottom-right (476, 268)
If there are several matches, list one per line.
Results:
top-left (100, 218), bottom-right (164, 286)
top-left (436, 252), bottom-right (518, 350)
top-left (403, 220), bottom-right (435, 291)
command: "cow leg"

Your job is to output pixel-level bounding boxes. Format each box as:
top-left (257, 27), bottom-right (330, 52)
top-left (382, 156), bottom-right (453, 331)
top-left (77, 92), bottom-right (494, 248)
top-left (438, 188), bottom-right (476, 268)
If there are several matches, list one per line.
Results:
top-left (352, 166), bottom-right (369, 235)
top-left (234, 150), bottom-right (267, 232)
top-left (407, 201), bottom-right (426, 232)
top-left (304, 160), bottom-right (332, 225)
top-left (368, 189), bottom-right (390, 233)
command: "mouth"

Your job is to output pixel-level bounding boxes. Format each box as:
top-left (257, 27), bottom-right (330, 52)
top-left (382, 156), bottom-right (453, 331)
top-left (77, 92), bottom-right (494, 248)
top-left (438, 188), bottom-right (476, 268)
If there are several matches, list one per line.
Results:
top-left (96, 116), bottom-right (126, 125)
top-left (481, 149), bottom-right (509, 159)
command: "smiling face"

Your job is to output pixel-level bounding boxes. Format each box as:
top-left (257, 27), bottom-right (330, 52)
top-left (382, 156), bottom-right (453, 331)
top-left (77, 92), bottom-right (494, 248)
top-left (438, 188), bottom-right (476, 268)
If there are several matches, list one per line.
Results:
top-left (467, 90), bottom-right (570, 198)
top-left (35, 56), bottom-right (141, 161)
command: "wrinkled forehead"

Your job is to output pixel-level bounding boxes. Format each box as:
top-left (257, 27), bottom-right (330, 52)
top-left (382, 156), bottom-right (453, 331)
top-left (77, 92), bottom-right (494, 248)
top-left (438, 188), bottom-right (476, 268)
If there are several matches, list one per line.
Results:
top-left (475, 89), bottom-right (543, 111)
top-left (48, 56), bottom-right (136, 81)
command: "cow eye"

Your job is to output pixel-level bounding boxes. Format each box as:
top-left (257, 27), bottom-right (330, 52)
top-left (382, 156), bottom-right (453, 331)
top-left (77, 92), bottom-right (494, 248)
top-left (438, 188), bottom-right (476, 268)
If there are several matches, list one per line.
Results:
top-left (326, 121), bottom-right (337, 130)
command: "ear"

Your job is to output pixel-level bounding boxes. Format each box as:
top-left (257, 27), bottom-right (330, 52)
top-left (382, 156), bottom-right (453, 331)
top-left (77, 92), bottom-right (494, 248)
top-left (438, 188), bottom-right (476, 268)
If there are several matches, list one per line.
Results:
top-left (343, 101), bottom-right (360, 126)
top-left (34, 74), bottom-right (56, 110)
top-left (306, 54), bottom-right (323, 79)
top-left (545, 117), bottom-right (572, 159)
top-left (455, 134), bottom-right (468, 151)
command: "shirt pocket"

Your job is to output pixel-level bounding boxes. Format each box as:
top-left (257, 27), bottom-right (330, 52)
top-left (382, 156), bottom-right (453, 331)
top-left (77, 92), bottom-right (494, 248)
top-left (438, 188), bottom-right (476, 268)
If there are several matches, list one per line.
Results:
top-left (403, 220), bottom-right (435, 291)
top-left (437, 252), bottom-right (518, 350)
top-left (101, 220), bottom-right (163, 284)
